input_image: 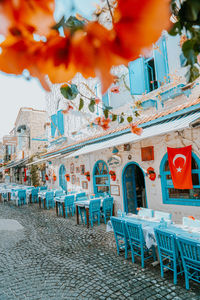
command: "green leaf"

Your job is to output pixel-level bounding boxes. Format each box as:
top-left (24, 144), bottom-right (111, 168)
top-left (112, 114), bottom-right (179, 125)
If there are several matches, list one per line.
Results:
top-left (60, 84), bottom-right (78, 100)
top-left (127, 116), bottom-right (133, 123)
top-left (119, 116), bottom-right (124, 124)
top-left (64, 16), bottom-right (85, 34)
top-left (52, 16), bottom-right (65, 31)
top-left (182, 40), bottom-right (197, 65)
top-left (79, 98), bottom-right (84, 111)
top-left (105, 105), bottom-right (113, 110)
top-left (103, 109), bottom-right (109, 119)
top-left (112, 114), bottom-right (117, 122)
top-left (88, 99), bottom-right (95, 113)
top-left (189, 65), bottom-right (200, 82)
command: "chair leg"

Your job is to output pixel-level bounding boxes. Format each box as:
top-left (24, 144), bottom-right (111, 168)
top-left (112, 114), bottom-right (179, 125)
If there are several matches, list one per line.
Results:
top-left (173, 260), bottom-right (177, 285)
top-left (160, 256), bottom-right (164, 278)
top-left (130, 244), bottom-right (135, 263)
top-left (185, 269), bottom-right (190, 290)
top-left (141, 247), bottom-right (145, 268)
top-left (152, 246), bottom-right (157, 262)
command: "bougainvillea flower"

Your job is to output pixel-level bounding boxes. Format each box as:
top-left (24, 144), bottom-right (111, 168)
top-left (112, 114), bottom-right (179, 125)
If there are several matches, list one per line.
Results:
top-left (71, 22), bottom-right (126, 93)
top-left (95, 98), bottom-right (101, 104)
top-left (110, 86), bottom-right (120, 93)
top-left (0, 0), bottom-right (55, 36)
top-left (113, 0), bottom-right (171, 60)
top-left (130, 124), bottom-right (143, 135)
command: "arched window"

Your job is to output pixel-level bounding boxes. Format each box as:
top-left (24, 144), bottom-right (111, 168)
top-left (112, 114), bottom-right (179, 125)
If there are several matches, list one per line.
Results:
top-left (160, 152), bottom-right (200, 206)
top-left (93, 160), bottom-right (110, 195)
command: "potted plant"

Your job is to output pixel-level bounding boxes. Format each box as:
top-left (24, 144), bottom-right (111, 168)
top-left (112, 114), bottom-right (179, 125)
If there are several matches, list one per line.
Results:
top-left (84, 171), bottom-right (90, 181)
top-left (45, 174), bottom-right (49, 181)
top-left (109, 170), bottom-right (116, 181)
top-left (53, 173), bottom-right (57, 182)
top-left (65, 174), bottom-right (70, 182)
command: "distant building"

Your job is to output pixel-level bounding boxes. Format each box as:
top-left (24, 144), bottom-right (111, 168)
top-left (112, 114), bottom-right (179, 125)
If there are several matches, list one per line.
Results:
top-left (4, 107), bottom-right (47, 184)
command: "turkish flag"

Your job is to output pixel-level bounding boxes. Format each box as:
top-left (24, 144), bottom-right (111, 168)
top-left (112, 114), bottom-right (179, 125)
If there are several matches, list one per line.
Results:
top-left (167, 145), bottom-right (193, 189)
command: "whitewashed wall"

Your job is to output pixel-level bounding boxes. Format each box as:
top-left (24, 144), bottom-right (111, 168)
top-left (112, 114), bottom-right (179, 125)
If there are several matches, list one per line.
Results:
top-left (48, 125), bottom-right (200, 223)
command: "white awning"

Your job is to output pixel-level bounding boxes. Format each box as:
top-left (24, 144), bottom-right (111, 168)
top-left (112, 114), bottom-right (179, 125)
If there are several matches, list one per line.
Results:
top-left (67, 112), bottom-right (200, 158)
top-left (26, 150), bottom-right (76, 166)
top-left (26, 153), bottom-right (62, 166)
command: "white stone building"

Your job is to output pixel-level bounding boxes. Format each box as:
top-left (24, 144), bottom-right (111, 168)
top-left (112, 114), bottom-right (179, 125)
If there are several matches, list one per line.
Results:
top-left (36, 31), bottom-right (200, 222)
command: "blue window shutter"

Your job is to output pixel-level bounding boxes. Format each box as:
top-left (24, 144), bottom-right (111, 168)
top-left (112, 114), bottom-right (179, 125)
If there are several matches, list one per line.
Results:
top-left (51, 114), bottom-right (57, 138)
top-left (102, 92), bottom-right (109, 107)
top-left (128, 57), bottom-right (148, 95)
top-left (57, 110), bottom-right (64, 136)
top-left (8, 145), bottom-right (11, 155)
top-left (154, 37), bottom-right (169, 87)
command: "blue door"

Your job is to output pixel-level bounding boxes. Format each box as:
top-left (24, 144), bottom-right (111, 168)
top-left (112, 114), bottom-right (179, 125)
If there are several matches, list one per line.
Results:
top-left (59, 165), bottom-right (67, 191)
top-left (123, 163), bottom-right (146, 213)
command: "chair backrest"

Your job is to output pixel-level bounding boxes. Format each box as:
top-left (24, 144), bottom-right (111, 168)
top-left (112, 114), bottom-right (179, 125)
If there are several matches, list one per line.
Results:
top-left (177, 236), bottom-right (200, 266)
top-left (55, 190), bottom-right (64, 197)
top-left (40, 186), bottom-right (47, 191)
top-left (31, 188), bottom-right (38, 197)
top-left (103, 197), bottom-right (113, 211)
top-left (154, 211), bottom-right (172, 220)
top-left (18, 190), bottom-right (26, 199)
top-left (138, 208), bottom-right (154, 218)
top-left (110, 217), bottom-right (126, 237)
top-left (154, 228), bottom-right (177, 257)
top-left (64, 195), bottom-right (75, 206)
top-left (125, 221), bottom-right (144, 244)
top-left (45, 191), bottom-right (54, 200)
top-left (89, 199), bottom-right (101, 213)
top-left (76, 192), bottom-right (86, 201)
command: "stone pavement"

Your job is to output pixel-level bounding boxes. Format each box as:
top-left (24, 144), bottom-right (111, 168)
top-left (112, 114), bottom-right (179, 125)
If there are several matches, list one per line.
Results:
top-left (0, 203), bottom-right (200, 300)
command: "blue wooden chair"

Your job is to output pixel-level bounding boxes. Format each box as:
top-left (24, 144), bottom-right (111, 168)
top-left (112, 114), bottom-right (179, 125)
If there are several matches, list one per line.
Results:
top-left (45, 191), bottom-right (54, 209)
top-left (138, 208), bottom-right (154, 218)
top-left (55, 190), bottom-right (64, 197)
top-left (154, 228), bottom-right (183, 284)
top-left (101, 197), bottom-right (114, 224)
top-left (64, 195), bottom-right (75, 217)
top-left (111, 217), bottom-right (129, 259)
top-left (125, 221), bottom-right (156, 268)
top-left (84, 199), bottom-right (101, 227)
top-left (76, 192), bottom-right (87, 224)
top-left (31, 188), bottom-right (39, 203)
top-left (17, 190), bottom-right (26, 206)
top-left (154, 211), bottom-right (172, 221)
top-left (39, 186), bottom-right (47, 191)
top-left (177, 236), bottom-right (200, 290)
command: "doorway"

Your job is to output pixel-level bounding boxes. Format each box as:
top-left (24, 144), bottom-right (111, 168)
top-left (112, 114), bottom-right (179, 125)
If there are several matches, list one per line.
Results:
top-left (122, 162), bottom-right (146, 214)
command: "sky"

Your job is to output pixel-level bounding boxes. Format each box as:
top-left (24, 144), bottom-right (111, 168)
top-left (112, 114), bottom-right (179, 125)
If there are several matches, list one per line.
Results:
top-left (0, 0), bottom-right (98, 140)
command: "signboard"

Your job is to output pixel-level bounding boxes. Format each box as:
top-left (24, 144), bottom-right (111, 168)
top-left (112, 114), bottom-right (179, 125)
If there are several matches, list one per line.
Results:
top-left (107, 155), bottom-right (121, 168)
top-left (3, 136), bottom-right (17, 146)
top-left (110, 185), bottom-right (120, 196)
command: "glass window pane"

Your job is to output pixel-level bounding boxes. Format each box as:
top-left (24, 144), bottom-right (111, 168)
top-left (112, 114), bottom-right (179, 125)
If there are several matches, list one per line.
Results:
top-left (168, 188), bottom-right (200, 199)
top-left (96, 176), bottom-right (109, 185)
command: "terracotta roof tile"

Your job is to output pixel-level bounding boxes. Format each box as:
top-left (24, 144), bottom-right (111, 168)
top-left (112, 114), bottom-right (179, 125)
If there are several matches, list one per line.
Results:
top-left (44, 98), bottom-right (200, 156)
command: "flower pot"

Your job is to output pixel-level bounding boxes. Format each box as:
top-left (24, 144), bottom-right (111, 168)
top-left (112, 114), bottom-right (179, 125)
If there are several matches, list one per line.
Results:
top-left (86, 176), bottom-right (90, 181)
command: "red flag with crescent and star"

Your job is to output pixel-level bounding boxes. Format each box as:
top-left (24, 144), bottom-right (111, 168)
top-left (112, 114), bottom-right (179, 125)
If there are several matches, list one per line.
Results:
top-left (167, 145), bottom-right (193, 189)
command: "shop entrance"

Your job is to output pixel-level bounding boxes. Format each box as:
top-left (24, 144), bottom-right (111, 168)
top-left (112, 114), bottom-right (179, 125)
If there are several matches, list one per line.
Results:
top-left (122, 162), bottom-right (146, 214)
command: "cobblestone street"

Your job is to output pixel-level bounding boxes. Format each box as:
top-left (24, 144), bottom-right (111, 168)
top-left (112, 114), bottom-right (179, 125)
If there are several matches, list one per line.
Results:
top-left (0, 203), bottom-right (200, 300)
